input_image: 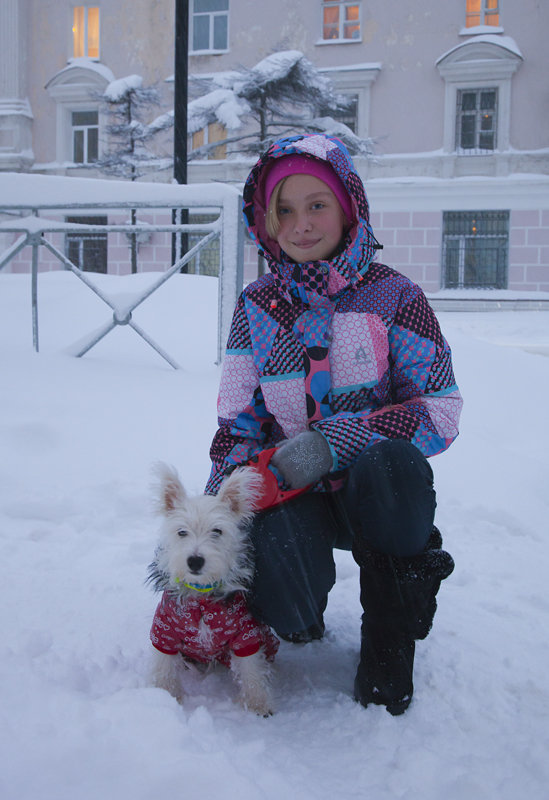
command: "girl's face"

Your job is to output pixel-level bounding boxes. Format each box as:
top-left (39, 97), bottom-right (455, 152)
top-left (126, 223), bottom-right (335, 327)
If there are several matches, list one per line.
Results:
top-left (275, 174), bottom-right (346, 263)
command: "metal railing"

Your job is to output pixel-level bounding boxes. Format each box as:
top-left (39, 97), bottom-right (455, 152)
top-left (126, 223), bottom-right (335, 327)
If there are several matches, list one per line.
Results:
top-left (0, 179), bottom-right (244, 367)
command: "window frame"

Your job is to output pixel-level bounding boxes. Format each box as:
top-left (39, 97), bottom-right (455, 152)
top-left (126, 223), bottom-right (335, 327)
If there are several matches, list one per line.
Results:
top-left (45, 62), bottom-right (112, 168)
top-left (465, 0), bottom-right (500, 30)
top-left (319, 0), bottom-right (362, 44)
top-left (317, 64), bottom-right (380, 139)
top-left (190, 0), bottom-right (229, 54)
top-left (436, 39), bottom-right (522, 157)
top-left (190, 121), bottom-right (228, 160)
top-left (65, 216), bottom-right (108, 274)
top-left (442, 210), bottom-right (509, 289)
top-left (72, 6), bottom-right (100, 60)
top-left (455, 87), bottom-right (498, 154)
top-left (71, 110), bottom-right (99, 164)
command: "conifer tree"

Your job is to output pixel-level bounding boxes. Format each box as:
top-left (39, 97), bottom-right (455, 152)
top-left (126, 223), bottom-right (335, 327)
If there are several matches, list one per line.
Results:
top-left (188, 51), bottom-right (373, 160)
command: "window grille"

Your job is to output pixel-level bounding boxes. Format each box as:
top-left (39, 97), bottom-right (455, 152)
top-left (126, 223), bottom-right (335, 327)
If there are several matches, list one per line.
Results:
top-left (188, 214), bottom-right (220, 276)
top-left (66, 216), bottom-right (108, 274)
top-left (331, 94), bottom-right (358, 133)
top-left (455, 88), bottom-right (497, 153)
top-left (442, 211), bottom-right (509, 289)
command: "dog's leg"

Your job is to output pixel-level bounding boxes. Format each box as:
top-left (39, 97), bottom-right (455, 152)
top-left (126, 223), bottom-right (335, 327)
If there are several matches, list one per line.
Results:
top-left (151, 650), bottom-right (185, 704)
top-left (230, 650), bottom-right (274, 716)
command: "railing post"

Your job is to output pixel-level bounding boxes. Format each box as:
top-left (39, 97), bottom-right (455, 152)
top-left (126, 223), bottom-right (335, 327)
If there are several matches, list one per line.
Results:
top-left (30, 233), bottom-right (40, 352)
top-left (218, 190), bottom-right (244, 364)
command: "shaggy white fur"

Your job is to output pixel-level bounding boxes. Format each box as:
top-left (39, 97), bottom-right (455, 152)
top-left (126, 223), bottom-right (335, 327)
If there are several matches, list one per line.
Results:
top-left (149, 464), bottom-right (276, 716)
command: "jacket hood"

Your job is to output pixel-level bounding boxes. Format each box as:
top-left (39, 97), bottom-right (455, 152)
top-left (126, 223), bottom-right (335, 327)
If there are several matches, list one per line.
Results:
top-left (242, 134), bottom-right (381, 298)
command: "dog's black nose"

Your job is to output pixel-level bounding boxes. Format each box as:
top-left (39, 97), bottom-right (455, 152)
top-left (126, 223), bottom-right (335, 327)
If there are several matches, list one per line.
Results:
top-left (187, 555), bottom-right (205, 574)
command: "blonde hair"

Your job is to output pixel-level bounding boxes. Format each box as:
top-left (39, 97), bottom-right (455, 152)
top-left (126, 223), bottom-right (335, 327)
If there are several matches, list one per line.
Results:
top-left (265, 178), bottom-right (287, 239)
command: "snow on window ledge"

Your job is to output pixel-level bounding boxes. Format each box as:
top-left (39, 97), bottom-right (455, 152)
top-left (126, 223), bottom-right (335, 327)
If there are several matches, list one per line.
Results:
top-left (459, 25), bottom-right (504, 36)
top-left (315, 38), bottom-right (363, 46)
top-left (189, 49), bottom-right (230, 56)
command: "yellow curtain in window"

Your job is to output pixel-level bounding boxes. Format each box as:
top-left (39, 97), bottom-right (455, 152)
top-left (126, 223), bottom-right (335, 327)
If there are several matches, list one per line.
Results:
top-left (73, 7), bottom-right (85, 58)
top-left (87, 8), bottom-right (100, 58)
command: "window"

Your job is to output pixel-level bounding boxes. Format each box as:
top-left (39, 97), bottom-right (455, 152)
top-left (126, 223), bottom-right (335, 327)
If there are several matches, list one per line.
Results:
top-left (456, 88), bottom-right (497, 152)
top-left (465, 0), bottom-right (499, 28)
top-left (322, 1), bottom-right (361, 41)
top-left (188, 214), bottom-right (220, 276)
top-left (66, 216), bottom-right (108, 273)
top-left (191, 122), bottom-right (227, 159)
top-left (331, 94), bottom-right (359, 133)
top-left (443, 211), bottom-right (509, 289)
top-left (436, 40), bottom-right (521, 161)
top-left (73, 7), bottom-right (100, 58)
top-left (72, 110), bottom-right (98, 163)
top-left (191, 0), bottom-right (229, 52)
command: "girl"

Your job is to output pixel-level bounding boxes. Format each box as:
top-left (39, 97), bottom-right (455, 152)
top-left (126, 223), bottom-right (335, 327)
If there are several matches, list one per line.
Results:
top-left (206, 134), bottom-right (462, 715)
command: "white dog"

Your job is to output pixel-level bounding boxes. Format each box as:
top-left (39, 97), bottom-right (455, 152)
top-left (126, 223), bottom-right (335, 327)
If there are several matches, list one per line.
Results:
top-left (148, 463), bottom-right (278, 716)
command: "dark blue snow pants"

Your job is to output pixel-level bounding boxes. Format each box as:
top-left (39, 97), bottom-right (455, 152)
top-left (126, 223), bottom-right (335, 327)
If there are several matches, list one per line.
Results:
top-left (247, 439), bottom-right (436, 636)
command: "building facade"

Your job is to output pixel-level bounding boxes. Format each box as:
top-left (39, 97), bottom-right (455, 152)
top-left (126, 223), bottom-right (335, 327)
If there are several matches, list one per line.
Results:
top-left (1, 0), bottom-right (548, 292)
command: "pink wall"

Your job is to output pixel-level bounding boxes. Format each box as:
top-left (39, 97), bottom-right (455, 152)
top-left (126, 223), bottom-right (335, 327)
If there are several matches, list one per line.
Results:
top-left (5, 209), bottom-right (549, 292)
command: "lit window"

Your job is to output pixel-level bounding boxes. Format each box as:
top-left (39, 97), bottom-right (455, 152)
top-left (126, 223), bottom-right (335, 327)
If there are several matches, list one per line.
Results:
top-left (72, 110), bottom-right (99, 163)
top-left (191, 0), bottom-right (229, 52)
top-left (455, 88), bottom-right (497, 152)
top-left (322, 1), bottom-right (361, 41)
top-left (443, 211), bottom-right (509, 289)
top-left (191, 122), bottom-right (227, 159)
top-left (73, 7), bottom-right (100, 58)
top-left (465, 0), bottom-right (500, 28)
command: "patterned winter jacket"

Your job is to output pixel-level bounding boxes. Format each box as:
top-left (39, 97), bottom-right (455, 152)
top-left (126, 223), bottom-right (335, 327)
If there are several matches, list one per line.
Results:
top-left (205, 134), bottom-right (462, 495)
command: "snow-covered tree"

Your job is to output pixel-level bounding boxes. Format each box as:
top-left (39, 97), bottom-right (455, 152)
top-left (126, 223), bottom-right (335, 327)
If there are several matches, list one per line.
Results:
top-left (95, 75), bottom-right (173, 272)
top-left (96, 75), bottom-right (173, 180)
top-left (188, 51), bottom-right (373, 159)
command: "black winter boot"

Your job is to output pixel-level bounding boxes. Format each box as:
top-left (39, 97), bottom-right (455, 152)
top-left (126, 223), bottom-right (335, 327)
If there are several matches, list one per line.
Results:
top-left (352, 526), bottom-right (454, 715)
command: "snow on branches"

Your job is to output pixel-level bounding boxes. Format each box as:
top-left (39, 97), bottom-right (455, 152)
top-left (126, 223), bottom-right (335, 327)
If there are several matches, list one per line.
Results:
top-left (188, 51), bottom-right (373, 159)
top-left (96, 75), bottom-right (173, 180)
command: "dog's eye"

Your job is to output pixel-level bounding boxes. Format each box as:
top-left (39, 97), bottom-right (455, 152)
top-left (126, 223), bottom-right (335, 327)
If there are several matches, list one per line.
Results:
top-left (211, 528), bottom-right (223, 536)
top-left (176, 529), bottom-right (188, 538)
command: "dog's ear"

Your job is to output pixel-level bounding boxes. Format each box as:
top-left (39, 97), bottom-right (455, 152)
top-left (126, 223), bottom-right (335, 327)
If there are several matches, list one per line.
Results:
top-left (217, 467), bottom-right (264, 518)
top-left (152, 462), bottom-right (186, 514)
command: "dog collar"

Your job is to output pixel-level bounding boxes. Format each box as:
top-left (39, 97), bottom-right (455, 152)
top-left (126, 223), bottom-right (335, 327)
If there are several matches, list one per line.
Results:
top-left (175, 578), bottom-right (221, 593)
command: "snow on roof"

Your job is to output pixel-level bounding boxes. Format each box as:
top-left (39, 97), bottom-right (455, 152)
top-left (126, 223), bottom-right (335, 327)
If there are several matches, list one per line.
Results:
top-left (436, 34), bottom-right (523, 64)
top-left (45, 57), bottom-right (115, 87)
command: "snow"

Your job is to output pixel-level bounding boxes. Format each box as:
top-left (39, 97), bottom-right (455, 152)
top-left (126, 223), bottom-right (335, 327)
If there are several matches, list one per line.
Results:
top-left (436, 34), bottom-right (523, 63)
top-left (104, 74), bottom-right (144, 102)
top-left (188, 89), bottom-right (250, 134)
top-left (46, 57), bottom-right (115, 86)
top-left (1, 266), bottom-right (549, 800)
top-left (0, 171), bottom-right (241, 208)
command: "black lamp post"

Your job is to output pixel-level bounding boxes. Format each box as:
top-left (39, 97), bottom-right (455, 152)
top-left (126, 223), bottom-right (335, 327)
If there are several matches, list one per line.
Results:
top-left (173, 0), bottom-right (188, 266)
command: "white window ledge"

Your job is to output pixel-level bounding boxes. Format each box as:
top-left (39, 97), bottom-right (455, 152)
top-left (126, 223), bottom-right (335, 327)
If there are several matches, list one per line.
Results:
top-left (189, 49), bottom-right (229, 56)
top-left (459, 25), bottom-right (504, 36)
top-left (315, 38), bottom-right (363, 46)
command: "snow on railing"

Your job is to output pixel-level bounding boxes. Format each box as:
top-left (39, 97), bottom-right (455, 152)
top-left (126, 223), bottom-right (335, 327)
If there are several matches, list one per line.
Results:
top-left (0, 173), bottom-right (244, 366)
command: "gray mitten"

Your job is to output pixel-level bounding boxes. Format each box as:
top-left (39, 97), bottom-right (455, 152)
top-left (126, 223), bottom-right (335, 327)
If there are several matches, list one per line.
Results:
top-left (271, 431), bottom-right (333, 489)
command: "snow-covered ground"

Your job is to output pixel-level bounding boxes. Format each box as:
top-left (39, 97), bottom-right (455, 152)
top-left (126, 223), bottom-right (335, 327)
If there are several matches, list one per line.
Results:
top-left (1, 270), bottom-right (548, 800)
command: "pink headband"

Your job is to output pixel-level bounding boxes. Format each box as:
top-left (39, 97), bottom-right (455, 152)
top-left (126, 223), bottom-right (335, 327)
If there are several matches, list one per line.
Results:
top-left (264, 154), bottom-right (353, 222)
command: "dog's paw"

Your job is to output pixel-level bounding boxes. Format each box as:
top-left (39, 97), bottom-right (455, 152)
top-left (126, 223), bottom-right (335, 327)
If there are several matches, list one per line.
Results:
top-left (239, 691), bottom-right (274, 717)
